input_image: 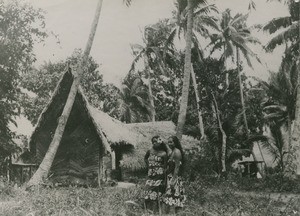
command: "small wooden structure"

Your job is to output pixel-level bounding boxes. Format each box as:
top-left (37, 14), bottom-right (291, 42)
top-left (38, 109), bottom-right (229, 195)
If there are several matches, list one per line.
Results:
top-left (10, 163), bottom-right (38, 185)
top-left (238, 161), bottom-right (264, 178)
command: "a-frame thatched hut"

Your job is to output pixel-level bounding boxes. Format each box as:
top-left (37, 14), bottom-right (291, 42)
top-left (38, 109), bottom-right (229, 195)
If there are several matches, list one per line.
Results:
top-left (28, 68), bottom-right (200, 186)
top-left (28, 69), bottom-right (141, 185)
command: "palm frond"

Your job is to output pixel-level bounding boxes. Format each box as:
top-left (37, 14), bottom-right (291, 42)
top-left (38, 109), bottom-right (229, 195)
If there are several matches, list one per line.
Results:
top-left (123, 0), bottom-right (132, 7)
top-left (227, 148), bottom-right (252, 157)
top-left (263, 16), bottom-right (292, 34)
top-left (163, 28), bottom-right (177, 59)
top-left (194, 4), bottom-right (218, 16)
top-left (176, 0), bottom-right (188, 15)
top-left (129, 50), bottom-right (144, 72)
top-left (231, 13), bottom-right (249, 28)
top-left (248, 0), bottom-right (256, 11)
top-left (194, 15), bottom-right (220, 33)
top-left (265, 22), bottom-right (299, 52)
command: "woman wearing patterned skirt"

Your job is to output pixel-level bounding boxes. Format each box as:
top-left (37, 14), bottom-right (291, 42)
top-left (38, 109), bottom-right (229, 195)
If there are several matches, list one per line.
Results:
top-left (144, 135), bottom-right (168, 214)
top-left (163, 136), bottom-right (186, 214)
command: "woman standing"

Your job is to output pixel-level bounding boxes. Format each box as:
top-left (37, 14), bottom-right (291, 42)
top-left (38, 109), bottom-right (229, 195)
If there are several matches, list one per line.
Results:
top-left (163, 136), bottom-right (186, 214)
top-left (144, 135), bottom-right (168, 214)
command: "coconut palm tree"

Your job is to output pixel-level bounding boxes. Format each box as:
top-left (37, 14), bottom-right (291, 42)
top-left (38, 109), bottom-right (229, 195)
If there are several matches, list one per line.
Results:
top-left (261, 49), bottom-right (299, 175)
top-left (263, 0), bottom-right (299, 52)
top-left (206, 9), bottom-right (262, 171)
top-left (176, 0), bottom-right (194, 140)
top-left (174, 0), bottom-right (219, 140)
top-left (130, 21), bottom-right (174, 121)
top-left (27, 0), bottom-right (103, 187)
top-left (207, 9), bottom-right (261, 135)
top-left (168, 0), bottom-right (218, 140)
top-left (117, 77), bottom-right (153, 123)
top-left (264, 0), bottom-right (300, 176)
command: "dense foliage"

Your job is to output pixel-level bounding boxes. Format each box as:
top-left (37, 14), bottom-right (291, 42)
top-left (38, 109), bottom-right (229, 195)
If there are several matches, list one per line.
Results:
top-left (1, 0), bottom-right (300, 189)
top-left (0, 0), bottom-right (47, 160)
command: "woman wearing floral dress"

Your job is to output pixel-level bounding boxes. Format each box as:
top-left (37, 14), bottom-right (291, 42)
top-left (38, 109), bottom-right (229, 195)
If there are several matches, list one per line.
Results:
top-left (144, 135), bottom-right (168, 213)
top-left (163, 136), bottom-right (186, 214)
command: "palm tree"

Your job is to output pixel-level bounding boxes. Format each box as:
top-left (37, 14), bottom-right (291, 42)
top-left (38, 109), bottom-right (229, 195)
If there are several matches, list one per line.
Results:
top-left (258, 48), bottom-right (299, 176)
top-left (260, 121), bottom-right (287, 175)
top-left (27, 0), bottom-right (103, 187)
top-left (207, 9), bottom-right (261, 161)
top-left (130, 21), bottom-right (174, 121)
top-left (117, 77), bottom-right (153, 123)
top-left (170, 0), bottom-right (218, 140)
top-left (264, 0), bottom-right (300, 175)
top-left (263, 0), bottom-right (299, 52)
top-left (176, 0), bottom-right (194, 140)
top-left (174, 0), bottom-right (219, 140)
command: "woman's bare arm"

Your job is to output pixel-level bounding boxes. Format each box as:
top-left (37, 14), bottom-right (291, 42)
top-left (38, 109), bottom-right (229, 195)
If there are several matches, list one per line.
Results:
top-left (172, 149), bottom-right (182, 178)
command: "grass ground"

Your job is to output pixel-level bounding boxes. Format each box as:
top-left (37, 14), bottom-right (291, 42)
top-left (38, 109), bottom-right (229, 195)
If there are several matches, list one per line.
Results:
top-left (1, 178), bottom-right (300, 216)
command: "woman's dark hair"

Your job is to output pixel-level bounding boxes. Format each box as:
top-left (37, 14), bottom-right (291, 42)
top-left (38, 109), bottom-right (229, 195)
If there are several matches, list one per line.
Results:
top-left (169, 136), bottom-right (185, 173)
top-left (151, 135), bottom-right (168, 153)
top-left (151, 135), bottom-right (160, 144)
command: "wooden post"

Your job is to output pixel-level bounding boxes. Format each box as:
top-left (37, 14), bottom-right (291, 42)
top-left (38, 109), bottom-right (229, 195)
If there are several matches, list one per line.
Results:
top-left (111, 150), bottom-right (116, 170)
top-left (98, 146), bottom-right (103, 187)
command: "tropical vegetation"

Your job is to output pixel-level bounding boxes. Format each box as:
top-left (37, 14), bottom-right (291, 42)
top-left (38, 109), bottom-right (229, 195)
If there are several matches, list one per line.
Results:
top-left (1, 0), bottom-right (300, 214)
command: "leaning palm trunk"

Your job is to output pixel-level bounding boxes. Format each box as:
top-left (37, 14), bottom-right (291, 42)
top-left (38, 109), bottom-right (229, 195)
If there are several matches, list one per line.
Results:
top-left (144, 56), bottom-right (155, 122)
top-left (176, 0), bottom-right (193, 140)
top-left (27, 0), bottom-right (103, 187)
top-left (211, 92), bottom-right (227, 174)
top-left (191, 65), bottom-right (206, 140)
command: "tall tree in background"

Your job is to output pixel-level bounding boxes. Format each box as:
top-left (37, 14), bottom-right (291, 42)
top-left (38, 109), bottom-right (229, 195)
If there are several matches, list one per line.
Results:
top-left (0, 0), bottom-right (47, 161)
top-left (130, 21), bottom-right (174, 121)
top-left (27, 0), bottom-right (103, 187)
top-left (264, 0), bottom-right (300, 176)
top-left (207, 9), bottom-right (261, 165)
top-left (176, 0), bottom-right (195, 140)
top-left (290, 0), bottom-right (300, 176)
top-left (168, 1), bottom-right (218, 139)
top-left (117, 77), bottom-right (152, 123)
top-left (20, 49), bottom-right (110, 125)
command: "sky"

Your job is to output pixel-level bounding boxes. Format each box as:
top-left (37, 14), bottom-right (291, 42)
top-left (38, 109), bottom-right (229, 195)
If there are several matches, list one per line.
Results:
top-left (28, 0), bottom-right (289, 84)
top-left (15, 0), bottom-right (290, 136)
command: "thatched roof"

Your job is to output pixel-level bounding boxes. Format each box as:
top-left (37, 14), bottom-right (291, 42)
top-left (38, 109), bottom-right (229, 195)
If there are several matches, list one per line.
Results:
top-left (88, 106), bottom-right (139, 148)
top-left (121, 121), bottom-right (200, 170)
top-left (29, 69), bottom-right (139, 155)
top-left (29, 68), bottom-right (200, 170)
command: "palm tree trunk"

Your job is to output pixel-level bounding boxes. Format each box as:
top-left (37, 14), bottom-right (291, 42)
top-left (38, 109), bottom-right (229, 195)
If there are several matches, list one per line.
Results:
top-left (176, 0), bottom-right (193, 140)
top-left (237, 48), bottom-right (266, 177)
top-left (237, 48), bottom-right (261, 162)
top-left (144, 57), bottom-right (155, 122)
top-left (211, 92), bottom-right (227, 174)
top-left (224, 44), bottom-right (229, 88)
top-left (191, 65), bottom-right (206, 139)
top-left (285, 115), bottom-right (293, 174)
top-left (236, 48), bottom-right (249, 134)
top-left (27, 0), bottom-right (103, 187)
top-left (292, 62), bottom-right (300, 176)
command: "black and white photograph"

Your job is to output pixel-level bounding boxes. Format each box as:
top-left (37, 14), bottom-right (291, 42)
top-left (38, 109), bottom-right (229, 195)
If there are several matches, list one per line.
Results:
top-left (1, 0), bottom-right (300, 215)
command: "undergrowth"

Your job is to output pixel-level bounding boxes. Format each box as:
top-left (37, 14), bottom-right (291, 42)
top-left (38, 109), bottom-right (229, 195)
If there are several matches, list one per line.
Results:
top-left (1, 176), bottom-right (300, 216)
